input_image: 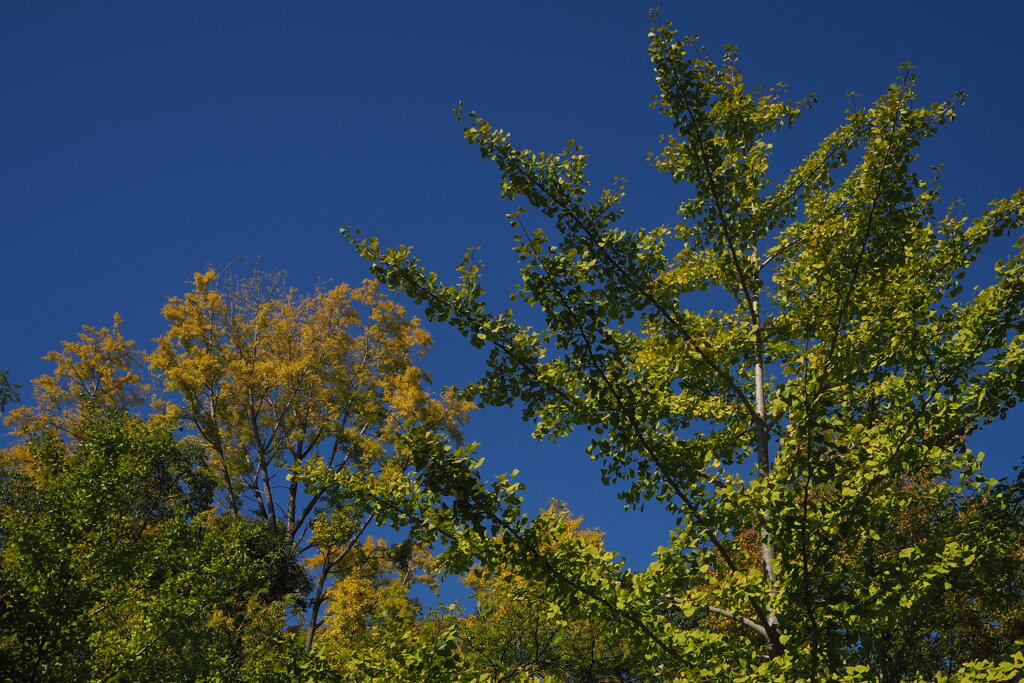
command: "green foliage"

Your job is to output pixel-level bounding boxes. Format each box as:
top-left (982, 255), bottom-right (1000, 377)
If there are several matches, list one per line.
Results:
top-left (455, 504), bottom-right (635, 681)
top-left (4, 267), bottom-right (473, 663)
top-left (0, 415), bottom-right (310, 680)
top-left (347, 14), bottom-right (1024, 681)
top-left (4, 14), bottom-right (1024, 681)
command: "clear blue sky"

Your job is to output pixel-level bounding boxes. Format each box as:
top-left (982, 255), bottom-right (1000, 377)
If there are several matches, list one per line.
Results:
top-left (3, 1), bottom-right (1022, 566)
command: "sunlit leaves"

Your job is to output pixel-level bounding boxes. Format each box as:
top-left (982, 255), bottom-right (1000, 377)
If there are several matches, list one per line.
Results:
top-left (148, 267), bottom-right (473, 650)
top-left (0, 418), bottom-right (305, 680)
top-left (5, 314), bottom-right (147, 442)
top-left (349, 13), bottom-right (1024, 681)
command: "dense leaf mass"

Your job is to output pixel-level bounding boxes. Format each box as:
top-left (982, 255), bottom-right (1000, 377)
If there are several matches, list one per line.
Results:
top-left (3, 15), bottom-right (1024, 682)
top-left (347, 15), bottom-right (1024, 682)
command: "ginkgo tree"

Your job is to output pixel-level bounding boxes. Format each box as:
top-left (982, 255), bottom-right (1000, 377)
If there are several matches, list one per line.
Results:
top-left (5, 314), bottom-right (147, 443)
top-left (347, 14), bottom-right (1024, 681)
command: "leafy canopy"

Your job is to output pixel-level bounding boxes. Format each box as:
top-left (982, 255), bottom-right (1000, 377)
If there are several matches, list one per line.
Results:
top-left (2, 267), bottom-right (475, 673)
top-left (347, 14), bottom-right (1024, 681)
top-left (0, 416), bottom-right (307, 681)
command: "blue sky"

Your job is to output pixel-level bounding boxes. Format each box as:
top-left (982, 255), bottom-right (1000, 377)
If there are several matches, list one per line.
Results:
top-left (3, 1), bottom-right (1022, 567)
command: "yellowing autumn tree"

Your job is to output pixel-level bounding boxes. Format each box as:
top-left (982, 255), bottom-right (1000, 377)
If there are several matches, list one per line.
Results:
top-left (148, 268), bottom-right (472, 649)
top-left (5, 314), bottom-right (146, 443)
top-left (4, 267), bottom-right (473, 667)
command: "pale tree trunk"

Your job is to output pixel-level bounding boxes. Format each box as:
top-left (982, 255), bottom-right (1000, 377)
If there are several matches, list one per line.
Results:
top-left (752, 291), bottom-right (783, 656)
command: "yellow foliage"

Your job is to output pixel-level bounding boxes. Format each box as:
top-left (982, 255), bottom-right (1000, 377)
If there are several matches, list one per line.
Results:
top-left (4, 265), bottom-right (467, 654)
top-left (316, 536), bottom-right (438, 650)
top-left (459, 503), bottom-right (630, 680)
top-left (148, 268), bottom-right (472, 520)
top-left (4, 313), bottom-right (147, 443)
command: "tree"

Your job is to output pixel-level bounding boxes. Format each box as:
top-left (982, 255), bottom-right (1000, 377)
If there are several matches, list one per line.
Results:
top-left (3, 267), bottom-right (472, 666)
top-left (147, 268), bottom-right (471, 651)
top-left (0, 415), bottom-right (310, 680)
top-left (313, 536), bottom-right (439, 659)
top-left (347, 14), bottom-right (1024, 681)
top-left (4, 315), bottom-right (145, 442)
top-left (456, 504), bottom-right (634, 682)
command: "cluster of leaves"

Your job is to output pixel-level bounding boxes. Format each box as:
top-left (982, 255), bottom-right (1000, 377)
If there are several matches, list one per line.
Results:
top-left (0, 416), bottom-right (309, 679)
top-left (345, 12), bottom-right (1024, 682)
top-left (4, 14), bottom-right (1024, 681)
top-left (0, 270), bottom-right (484, 679)
top-left (453, 504), bottom-right (636, 681)
top-left (147, 270), bottom-right (473, 649)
